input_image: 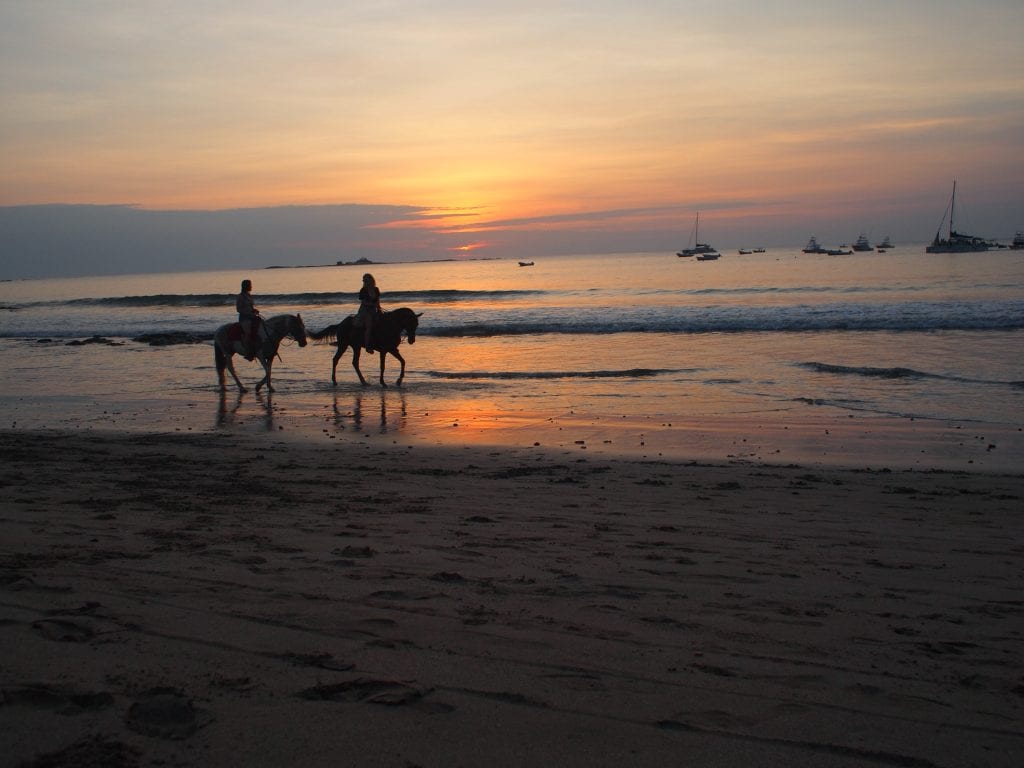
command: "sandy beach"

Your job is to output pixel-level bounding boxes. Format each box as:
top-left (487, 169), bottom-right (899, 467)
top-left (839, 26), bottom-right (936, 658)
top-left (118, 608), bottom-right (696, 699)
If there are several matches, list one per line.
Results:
top-left (1, 428), bottom-right (1022, 767)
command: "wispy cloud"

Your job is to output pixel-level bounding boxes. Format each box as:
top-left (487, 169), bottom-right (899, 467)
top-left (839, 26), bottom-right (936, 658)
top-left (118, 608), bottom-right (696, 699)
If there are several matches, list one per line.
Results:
top-left (1, 1), bottom-right (1022, 275)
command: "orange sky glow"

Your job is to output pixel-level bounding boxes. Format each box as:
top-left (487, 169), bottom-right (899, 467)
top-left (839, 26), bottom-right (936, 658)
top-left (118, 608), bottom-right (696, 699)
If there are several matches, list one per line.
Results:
top-left (1, 1), bottom-right (1022, 276)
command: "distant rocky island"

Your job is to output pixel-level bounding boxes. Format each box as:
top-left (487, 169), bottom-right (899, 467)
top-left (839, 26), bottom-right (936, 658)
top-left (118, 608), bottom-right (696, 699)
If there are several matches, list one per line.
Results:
top-left (264, 257), bottom-right (376, 270)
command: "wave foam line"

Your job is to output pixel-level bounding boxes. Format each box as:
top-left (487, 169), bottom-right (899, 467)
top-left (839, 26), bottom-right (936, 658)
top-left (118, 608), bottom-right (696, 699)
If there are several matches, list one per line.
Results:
top-left (23, 288), bottom-right (548, 309)
top-left (422, 368), bottom-right (675, 380)
top-left (799, 361), bottom-right (1020, 387)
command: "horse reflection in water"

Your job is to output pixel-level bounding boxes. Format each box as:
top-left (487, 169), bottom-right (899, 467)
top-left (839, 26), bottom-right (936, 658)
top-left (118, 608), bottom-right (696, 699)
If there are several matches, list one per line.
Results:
top-left (216, 391), bottom-right (275, 432)
top-left (213, 314), bottom-right (308, 393)
top-left (331, 390), bottom-right (408, 435)
top-left (309, 307), bottom-right (421, 387)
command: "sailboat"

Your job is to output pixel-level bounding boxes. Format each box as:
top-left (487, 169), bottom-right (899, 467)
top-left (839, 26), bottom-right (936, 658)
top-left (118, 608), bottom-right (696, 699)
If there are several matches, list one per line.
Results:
top-left (925, 181), bottom-right (995, 253)
top-left (677, 212), bottom-right (718, 257)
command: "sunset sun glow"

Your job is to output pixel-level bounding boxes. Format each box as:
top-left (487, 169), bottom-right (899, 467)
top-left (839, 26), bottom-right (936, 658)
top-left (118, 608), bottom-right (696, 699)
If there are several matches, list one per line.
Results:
top-left (1, 1), bottom-right (1022, 277)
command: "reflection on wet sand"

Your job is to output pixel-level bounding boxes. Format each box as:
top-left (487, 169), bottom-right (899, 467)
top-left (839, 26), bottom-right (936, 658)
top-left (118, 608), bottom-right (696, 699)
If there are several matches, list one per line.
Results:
top-left (216, 391), bottom-right (275, 431)
top-left (333, 389), bottom-right (408, 434)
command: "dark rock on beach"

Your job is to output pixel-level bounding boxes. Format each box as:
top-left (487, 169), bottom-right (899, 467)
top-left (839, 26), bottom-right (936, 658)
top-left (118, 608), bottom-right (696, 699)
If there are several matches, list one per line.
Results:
top-left (132, 331), bottom-right (211, 346)
top-left (66, 336), bottom-right (123, 346)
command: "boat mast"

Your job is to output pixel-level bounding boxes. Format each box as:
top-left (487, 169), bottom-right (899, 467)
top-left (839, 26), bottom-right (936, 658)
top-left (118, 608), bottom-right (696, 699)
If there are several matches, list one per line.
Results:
top-left (950, 180), bottom-right (956, 237)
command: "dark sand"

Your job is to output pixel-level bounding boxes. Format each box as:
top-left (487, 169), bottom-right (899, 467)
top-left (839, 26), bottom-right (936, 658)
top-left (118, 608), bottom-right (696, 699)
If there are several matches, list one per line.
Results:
top-left (1, 429), bottom-right (1022, 767)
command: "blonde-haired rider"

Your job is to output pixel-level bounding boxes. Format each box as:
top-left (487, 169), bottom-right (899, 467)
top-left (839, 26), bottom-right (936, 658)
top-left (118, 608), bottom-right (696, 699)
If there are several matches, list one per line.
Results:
top-left (357, 273), bottom-right (381, 353)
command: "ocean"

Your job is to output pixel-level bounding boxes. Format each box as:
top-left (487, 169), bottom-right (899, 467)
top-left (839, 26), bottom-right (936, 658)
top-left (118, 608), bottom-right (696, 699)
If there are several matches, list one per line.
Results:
top-left (2, 247), bottom-right (1022, 470)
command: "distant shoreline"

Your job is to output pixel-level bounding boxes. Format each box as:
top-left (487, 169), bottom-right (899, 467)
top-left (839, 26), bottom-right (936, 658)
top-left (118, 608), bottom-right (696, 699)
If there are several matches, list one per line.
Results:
top-left (264, 256), bottom-right (504, 270)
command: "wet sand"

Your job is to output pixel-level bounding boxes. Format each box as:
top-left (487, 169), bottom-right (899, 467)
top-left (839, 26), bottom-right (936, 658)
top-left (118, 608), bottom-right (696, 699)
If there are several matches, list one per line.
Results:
top-left (1, 428), bottom-right (1022, 767)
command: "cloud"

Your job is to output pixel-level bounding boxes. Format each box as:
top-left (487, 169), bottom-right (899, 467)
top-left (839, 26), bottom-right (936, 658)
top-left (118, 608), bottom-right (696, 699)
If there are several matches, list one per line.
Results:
top-left (0, 204), bottom-right (434, 278)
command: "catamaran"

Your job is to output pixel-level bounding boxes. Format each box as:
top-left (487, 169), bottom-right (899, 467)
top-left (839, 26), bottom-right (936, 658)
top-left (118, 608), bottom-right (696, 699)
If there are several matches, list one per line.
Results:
top-left (926, 181), bottom-right (995, 253)
top-left (677, 212), bottom-right (718, 257)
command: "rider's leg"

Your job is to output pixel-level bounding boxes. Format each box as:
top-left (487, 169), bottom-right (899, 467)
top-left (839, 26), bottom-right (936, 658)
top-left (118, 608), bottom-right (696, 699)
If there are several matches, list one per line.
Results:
top-left (241, 319), bottom-right (254, 360)
top-left (365, 317), bottom-right (375, 353)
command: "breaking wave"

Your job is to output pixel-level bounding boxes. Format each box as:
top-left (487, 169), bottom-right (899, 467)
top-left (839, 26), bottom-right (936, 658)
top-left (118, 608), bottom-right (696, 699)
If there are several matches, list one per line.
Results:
top-left (798, 362), bottom-right (1019, 388)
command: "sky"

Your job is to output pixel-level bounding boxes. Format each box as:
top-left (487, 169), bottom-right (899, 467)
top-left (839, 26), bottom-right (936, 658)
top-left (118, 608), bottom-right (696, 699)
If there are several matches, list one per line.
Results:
top-left (2, 0), bottom-right (1023, 278)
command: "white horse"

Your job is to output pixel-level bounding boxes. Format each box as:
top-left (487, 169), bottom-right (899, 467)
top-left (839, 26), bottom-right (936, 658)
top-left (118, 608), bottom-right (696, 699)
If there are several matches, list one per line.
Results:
top-left (213, 314), bottom-right (308, 393)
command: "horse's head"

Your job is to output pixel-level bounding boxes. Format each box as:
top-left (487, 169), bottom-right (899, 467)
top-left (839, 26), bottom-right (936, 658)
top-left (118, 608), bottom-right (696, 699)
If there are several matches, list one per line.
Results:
top-left (292, 314), bottom-right (308, 347)
top-left (405, 310), bottom-right (421, 345)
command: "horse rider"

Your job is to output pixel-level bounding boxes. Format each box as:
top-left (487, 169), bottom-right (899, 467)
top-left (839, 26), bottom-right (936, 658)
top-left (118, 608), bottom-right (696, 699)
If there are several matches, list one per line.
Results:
top-left (357, 273), bottom-right (382, 353)
top-left (236, 278), bottom-right (261, 360)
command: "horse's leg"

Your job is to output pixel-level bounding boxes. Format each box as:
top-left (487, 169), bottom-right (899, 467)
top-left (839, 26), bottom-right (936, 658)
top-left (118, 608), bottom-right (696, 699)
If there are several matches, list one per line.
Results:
top-left (378, 349), bottom-right (387, 388)
top-left (392, 349), bottom-right (407, 387)
top-left (331, 343), bottom-right (345, 386)
top-left (223, 345), bottom-right (248, 393)
top-left (215, 343), bottom-right (228, 392)
top-left (351, 346), bottom-right (368, 386)
top-left (255, 356), bottom-right (273, 393)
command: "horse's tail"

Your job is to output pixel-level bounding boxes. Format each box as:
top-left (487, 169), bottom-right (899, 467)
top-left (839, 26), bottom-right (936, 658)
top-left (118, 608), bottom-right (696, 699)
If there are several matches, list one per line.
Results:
top-left (309, 322), bottom-right (343, 345)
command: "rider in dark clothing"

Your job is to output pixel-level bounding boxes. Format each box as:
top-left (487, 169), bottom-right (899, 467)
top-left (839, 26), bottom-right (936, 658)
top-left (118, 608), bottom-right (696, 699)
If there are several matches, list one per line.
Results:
top-left (236, 279), bottom-right (260, 360)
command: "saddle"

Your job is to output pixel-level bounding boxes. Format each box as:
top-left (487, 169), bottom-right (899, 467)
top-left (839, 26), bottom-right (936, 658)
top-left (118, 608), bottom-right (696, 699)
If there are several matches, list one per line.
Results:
top-left (228, 317), bottom-right (264, 343)
top-left (351, 308), bottom-right (382, 328)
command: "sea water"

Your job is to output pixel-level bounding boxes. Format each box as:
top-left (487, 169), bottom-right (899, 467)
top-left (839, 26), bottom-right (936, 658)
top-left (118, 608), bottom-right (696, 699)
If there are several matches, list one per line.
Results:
top-left (1, 248), bottom-right (1022, 468)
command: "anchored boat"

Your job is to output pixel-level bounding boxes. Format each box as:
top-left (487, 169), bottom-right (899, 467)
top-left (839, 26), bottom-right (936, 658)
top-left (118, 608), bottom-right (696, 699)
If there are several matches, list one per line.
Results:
top-left (926, 182), bottom-right (995, 253)
top-left (677, 212), bottom-right (718, 257)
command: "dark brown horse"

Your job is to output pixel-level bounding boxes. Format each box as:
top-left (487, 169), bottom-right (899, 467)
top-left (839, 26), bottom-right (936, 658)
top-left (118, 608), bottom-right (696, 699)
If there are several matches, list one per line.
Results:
top-left (309, 307), bottom-right (421, 387)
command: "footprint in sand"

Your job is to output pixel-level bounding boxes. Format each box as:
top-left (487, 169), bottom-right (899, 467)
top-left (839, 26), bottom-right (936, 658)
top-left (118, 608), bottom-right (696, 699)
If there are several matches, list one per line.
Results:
top-left (32, 617), bottom-right (95, 642)
top-left (298, 678), bottom-right (454, 713)
top-left (276, 651), bottom-right (354, 671)
top-left (20, 735), bottom-right (140, 768)
top-left (124, 687), bottom-right (213, 740)
top-left (299, 678), bottom-right (424, 705)
top-left (2, 684), bottom-right (114, 714)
